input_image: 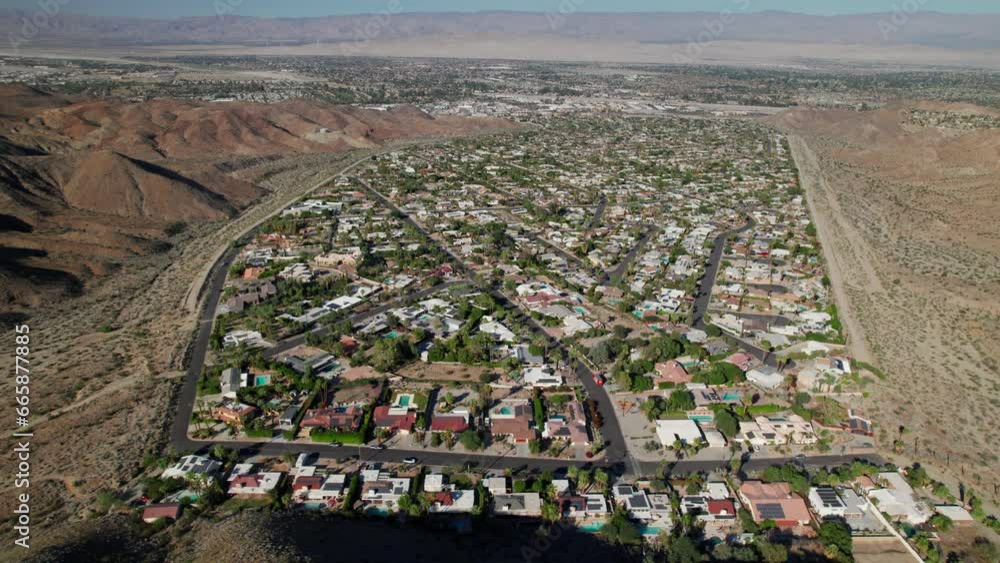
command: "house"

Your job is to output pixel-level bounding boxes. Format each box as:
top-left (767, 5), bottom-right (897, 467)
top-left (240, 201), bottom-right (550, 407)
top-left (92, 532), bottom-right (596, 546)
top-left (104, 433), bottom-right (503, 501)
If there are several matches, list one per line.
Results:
top-left (613, 484), bottom-right (652, 520)
top-left (560, 494), bottom-right (609, 519)
top-left (220, 367), bottom-right (245, 398)
top-left (736, 415), bottom-right (817, 446)
top-left (227, 464), bottom-right (282, 496)
top-left (292, 473), bottom-right (346, 504)
top-left (479, 316), bottom-right (517, 342)
top-left (161, 455), bottom-right (222, 483)
top-left (427, 490), bottom-right (476, 514)
top-left (485, 477), bottom-right (508, 496)
top-left (542, 401), bottom-right (589, 446)
top-left (361, 478), bottom-right (411, 509)
top-left (489, 400), bottom-right (538, 443)
top-left (522, 366), bottom-right (564, 388)
top-left (723, 352), bottom-right (755, 372)
top-left (747, 365), bottom-right (784, 390)
top-left (373, 406), bottom-right (417, 434)
top-left (679, 497), bottom-right (738, 521)
top-left (809, 486), bottom-right (848, 519)
top-left (738, 481), bottom-right (811, 527)
top-left (648, 493), bottom-right (674, 522)
top-left (212, 400), bottom-right (257, 427)
top-left (300, 406), bottom-right (363, 431)
top-left (142, 503), bottom-right (182, 524)
top-left (493, 493), bottom-right (542, 517)
top-left (654, 419), bottom-right (704, 447)
top-left (866, 472), bottom-right (933, 525)
top-left (430, 412), bottom-right (470, 433)
top-left (654, 360), bottom-right (692, 385)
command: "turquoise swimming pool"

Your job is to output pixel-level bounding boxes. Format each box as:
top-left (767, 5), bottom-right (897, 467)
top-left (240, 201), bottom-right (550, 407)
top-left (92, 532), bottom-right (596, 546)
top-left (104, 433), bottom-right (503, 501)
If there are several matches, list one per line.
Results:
top-left (579, 522), bottom-right (604, 533)
top-left (722, 392), bottom-right (741, 401)
top-left (689, 414), bottom-right (714, 422)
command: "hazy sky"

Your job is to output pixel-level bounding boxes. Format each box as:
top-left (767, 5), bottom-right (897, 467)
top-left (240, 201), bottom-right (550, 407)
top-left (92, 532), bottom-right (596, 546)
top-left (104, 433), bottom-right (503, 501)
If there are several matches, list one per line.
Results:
top-left (4, 0), bottom-right (999, 19)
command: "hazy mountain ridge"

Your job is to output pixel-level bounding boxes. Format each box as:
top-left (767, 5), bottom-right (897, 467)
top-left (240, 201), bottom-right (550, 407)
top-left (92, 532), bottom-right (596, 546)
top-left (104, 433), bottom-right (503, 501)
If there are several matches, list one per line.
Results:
top-left (2, 10), bottom-right (999, 50)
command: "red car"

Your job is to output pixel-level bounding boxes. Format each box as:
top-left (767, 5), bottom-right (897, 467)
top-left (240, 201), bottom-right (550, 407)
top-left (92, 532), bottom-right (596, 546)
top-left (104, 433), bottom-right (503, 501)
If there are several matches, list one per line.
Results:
top-left (593, 373), bottom-right (606, 386)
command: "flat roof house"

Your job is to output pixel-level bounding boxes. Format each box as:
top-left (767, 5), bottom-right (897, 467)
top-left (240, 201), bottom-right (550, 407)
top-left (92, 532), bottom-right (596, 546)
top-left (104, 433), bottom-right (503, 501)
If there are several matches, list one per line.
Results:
top-left (161, 455), bottom-right (222, 483)
top-left (494, 493), bottom-right (542, 517)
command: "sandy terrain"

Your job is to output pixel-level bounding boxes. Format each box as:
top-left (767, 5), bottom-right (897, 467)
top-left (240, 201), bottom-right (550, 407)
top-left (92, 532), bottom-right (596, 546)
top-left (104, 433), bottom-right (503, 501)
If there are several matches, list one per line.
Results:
top-left (13, 37), bottom-right (1000, 71)
top-left (774, 104), bottom-right (1000, 504)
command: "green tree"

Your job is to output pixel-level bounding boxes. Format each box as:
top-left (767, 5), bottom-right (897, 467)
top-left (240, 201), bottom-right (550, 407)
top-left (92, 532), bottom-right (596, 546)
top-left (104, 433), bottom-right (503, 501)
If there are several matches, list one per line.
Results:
top-left (818, 520), bottom-right (853, 562)
top-left (756, 541), bottom-right (789, 563)
top-left (666, 535), bottom-right (704, 563)
top-left (600, 508), bottom-right (641, 545)
top-left (459, 430), bottom-right (484, 451)
top-left (715, 409), bottom-right (740, 438)
top-left (541, 500), bottom-right (561, 523)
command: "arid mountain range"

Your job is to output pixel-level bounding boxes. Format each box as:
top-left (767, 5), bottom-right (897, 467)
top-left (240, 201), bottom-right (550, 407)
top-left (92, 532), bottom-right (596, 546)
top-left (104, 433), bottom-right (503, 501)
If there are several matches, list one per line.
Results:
top-left (2, 11), bottom-right (1000, 69)
top-left (2, 10), bottom-right (999, 49)
top-left (0, 84), bottom-right (514, 308)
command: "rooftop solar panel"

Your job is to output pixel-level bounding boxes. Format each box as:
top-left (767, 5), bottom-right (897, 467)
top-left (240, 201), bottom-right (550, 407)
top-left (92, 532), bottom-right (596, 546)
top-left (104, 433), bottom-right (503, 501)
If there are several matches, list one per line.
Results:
top-left (757, 503), bottom-right (786, 520)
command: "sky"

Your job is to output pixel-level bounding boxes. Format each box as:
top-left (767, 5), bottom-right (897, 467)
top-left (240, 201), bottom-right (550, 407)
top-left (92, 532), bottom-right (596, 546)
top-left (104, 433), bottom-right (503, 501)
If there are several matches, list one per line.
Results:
top-left (4, 0), bottom-right (1000, 19)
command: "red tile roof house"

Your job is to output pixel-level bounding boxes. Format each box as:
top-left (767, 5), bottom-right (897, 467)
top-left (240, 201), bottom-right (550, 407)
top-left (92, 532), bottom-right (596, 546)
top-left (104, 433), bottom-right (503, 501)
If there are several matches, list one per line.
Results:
top-left (300, 406), bottom-right (363, 431)
top-left (211, 400), bottom-right (258, 427)
top-left (142, 503), bottom-right (182, 524)
top-left (706, 499), bottom-right (738, 520)
top-left (723, 352), bottom-right (755, 373)
top-left (373, 406), bottom-right (417, 434)
top-left (654, 360), bottom-right (693, 385)
top-left (738, 481), bottom-right (811, 527)
top-left (430, 413), bottom-right (470, 433)
top-left (489, 400), bottom-right (538, 443)
top-left (490, 418), bottom-right (537, 444)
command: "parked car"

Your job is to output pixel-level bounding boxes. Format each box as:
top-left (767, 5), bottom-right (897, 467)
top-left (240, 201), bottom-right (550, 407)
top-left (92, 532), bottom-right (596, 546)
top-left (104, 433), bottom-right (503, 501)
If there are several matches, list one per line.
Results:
top-left (403, 457), bottom-right (418, 464)
top-left (593, 373), bottom-right (606, 386)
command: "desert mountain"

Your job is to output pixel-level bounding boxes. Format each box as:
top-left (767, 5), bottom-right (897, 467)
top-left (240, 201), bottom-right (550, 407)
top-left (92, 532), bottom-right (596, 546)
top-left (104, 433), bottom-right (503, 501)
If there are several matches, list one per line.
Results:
top-left (1, 10), bottom-right (999, 50)
top-left (0, 84), bottom-right (515, 307)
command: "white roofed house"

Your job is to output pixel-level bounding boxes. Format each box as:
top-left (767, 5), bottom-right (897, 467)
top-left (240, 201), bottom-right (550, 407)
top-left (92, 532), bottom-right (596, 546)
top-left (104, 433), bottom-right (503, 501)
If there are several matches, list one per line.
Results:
top-left (522, 366), bottom-right (564, 388)
top-left (736, 415), bottom-right (817, 447)
top-left (226, 464), bottom-right (283, 497)
top-left (866, 472), bottom-right (933, 525)
top-left (654, 419), bottom-right (705, 447)
top-left (478, 316), bottom-right (517, 342)
top-left (161, 455), bottom-right (222, 484)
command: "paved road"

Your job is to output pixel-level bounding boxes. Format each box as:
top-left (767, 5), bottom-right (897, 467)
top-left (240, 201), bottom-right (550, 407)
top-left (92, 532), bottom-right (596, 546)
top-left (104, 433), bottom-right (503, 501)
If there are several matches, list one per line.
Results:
top-left (599, 225), bottom-right (656, 285)
top-left (588, 195), bottom-right (607, 231)
top-left (690, 217), bottom-right (755, 330)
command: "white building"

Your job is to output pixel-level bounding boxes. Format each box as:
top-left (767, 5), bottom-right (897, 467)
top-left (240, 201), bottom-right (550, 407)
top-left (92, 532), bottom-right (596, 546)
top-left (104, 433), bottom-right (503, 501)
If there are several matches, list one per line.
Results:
top-left (867, 472), bottom-right (933, 525)
top-left (522, 366), bottom-right (564, 388)
top-left (736, 415), bottom-right (817, 446)
top-left (161, 455), bottom-right (221, 483)
top-left (655, 419), bottom-right (704, 447)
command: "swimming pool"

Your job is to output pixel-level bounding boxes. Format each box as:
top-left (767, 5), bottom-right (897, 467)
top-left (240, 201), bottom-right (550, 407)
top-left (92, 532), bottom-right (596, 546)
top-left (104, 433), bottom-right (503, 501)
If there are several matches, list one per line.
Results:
top-left (722, 392), bottom-right (741, 401)
top-left (689, 414), bottom-right (714, 422)
top-left (578, 522), bottom-right (604, 533)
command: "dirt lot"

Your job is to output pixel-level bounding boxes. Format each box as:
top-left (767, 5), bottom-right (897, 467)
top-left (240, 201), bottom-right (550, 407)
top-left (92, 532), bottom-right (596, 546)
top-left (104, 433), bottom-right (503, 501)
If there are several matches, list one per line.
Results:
top-left (774, 103), bottom-right (1000, 506)
top-left (852, 537), bottom-right (914, 563)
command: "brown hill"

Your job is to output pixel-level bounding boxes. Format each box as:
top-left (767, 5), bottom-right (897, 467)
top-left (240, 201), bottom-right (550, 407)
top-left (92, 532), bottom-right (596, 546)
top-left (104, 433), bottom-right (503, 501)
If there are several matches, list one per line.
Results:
top-left (768, 103), bottom-right (1000, 495)
top-left (0, 85), bottom-right (516, 307)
